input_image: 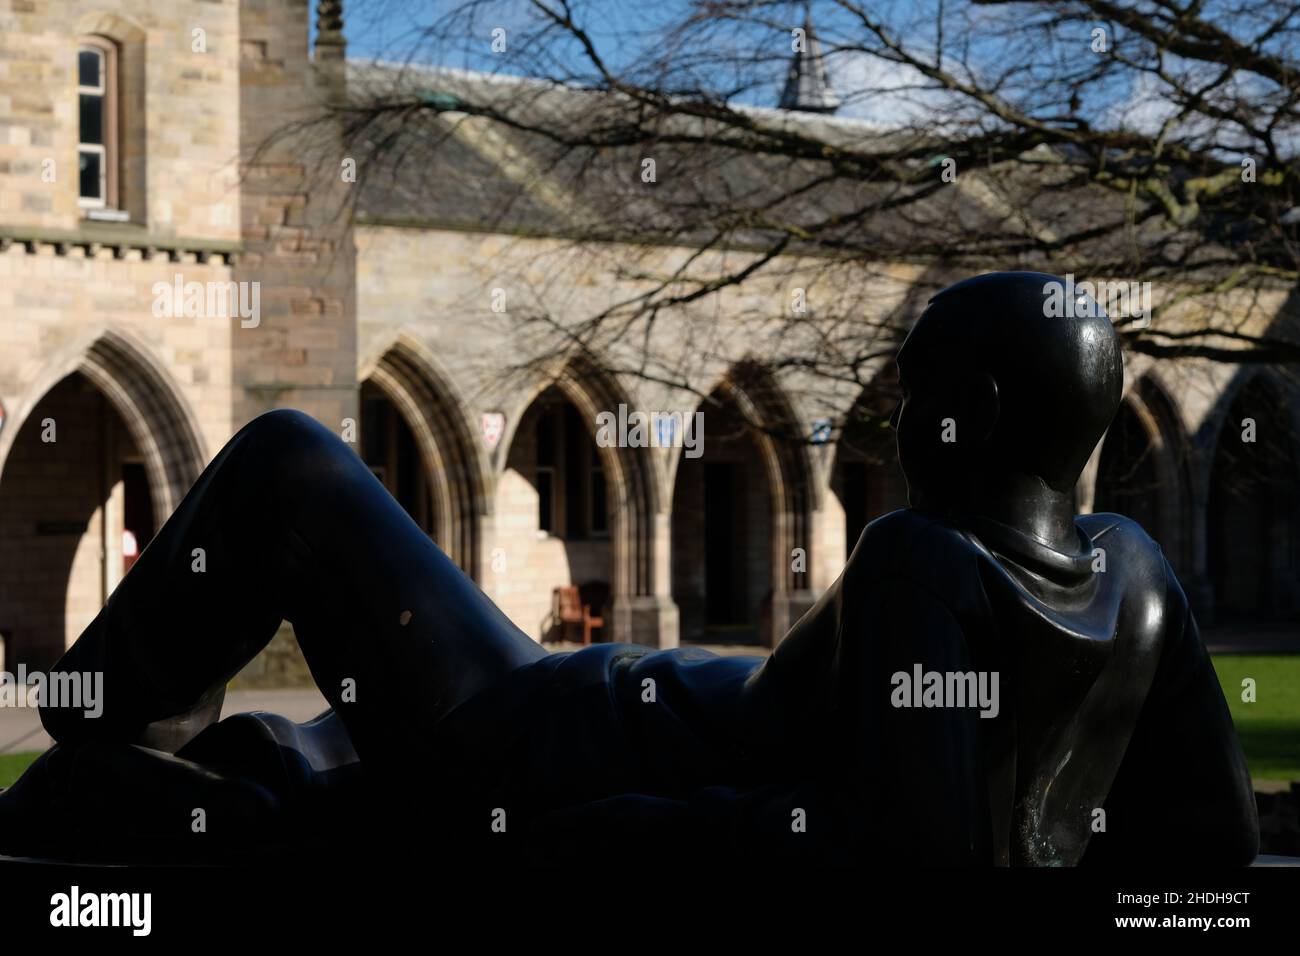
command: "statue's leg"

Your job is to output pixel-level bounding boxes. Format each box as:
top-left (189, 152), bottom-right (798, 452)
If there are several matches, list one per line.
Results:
top-left (41, 409), bottom-right (546, 780)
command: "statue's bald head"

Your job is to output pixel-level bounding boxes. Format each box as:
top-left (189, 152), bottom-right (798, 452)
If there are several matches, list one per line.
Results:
top-left (894, 272), bottom-right (1124, 507)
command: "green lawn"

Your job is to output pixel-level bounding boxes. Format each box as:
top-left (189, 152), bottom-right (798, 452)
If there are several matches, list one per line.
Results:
top-left (0, 655), bottom-right (1294, 790)
top-left (0, 752), bottom-right (40, 789)
top-left (1211, 654), bottom-right (1300, 782)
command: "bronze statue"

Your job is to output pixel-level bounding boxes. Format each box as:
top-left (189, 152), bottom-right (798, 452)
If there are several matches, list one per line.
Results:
top-left (0, 272), bottom-right (1258, 866)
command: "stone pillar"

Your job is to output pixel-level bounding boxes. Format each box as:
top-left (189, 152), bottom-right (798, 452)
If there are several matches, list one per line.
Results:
top-left (770, 589), bottom-right (818, 645)
top-left (612, 510), bottom-right (679, 647)
top-left (612, 594), bottom-right (680, 649)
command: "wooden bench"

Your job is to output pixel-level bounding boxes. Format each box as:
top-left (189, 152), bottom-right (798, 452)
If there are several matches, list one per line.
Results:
top-left (551, 582), bottom-right (608, 645)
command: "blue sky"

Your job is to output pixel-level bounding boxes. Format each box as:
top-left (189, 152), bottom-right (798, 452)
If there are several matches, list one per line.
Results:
top-left (316, 0), bottom-right (1286, 137)
top-left (323, 0), bottom-right (987, 121)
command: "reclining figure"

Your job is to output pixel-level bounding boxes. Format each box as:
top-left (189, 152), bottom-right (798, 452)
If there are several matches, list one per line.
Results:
top-left (0, 272), bottom-right (1258, 866)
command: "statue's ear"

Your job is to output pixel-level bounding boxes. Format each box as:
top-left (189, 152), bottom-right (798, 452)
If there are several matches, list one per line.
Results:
top-left (965, 371), bottom-right (1000, 444)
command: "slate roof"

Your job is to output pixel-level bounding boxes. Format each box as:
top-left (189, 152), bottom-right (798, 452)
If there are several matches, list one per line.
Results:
top-left (344, 62), bottom-right (1233, 272)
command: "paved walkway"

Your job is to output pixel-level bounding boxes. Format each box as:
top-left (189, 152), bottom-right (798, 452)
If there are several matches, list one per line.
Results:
top-left (1203, 623), bottom-right (1300, 654)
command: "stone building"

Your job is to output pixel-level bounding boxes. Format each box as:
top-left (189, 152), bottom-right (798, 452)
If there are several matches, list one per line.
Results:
top-left (0, 0), bottom-right (1295, 676)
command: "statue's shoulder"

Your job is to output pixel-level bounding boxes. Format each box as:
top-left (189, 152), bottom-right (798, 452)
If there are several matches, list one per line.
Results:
top-left (1077, 512), bottom-right (1168, 568)
top-left (858, 507), bottom-right (980, 553)
top-left (1078, 510), bottom-right (1150, 537)
top-left (1078, 512), bottom-right (1184, 625)
top-left (851, 508), bottom-right (985, 587)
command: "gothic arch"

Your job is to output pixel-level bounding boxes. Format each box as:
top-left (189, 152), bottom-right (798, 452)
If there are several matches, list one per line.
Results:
top-left (479, 355), bottom-right (672, 644)
top-left (563, 360), bottom-right (658, 599)
top-left (498, 358), bottom-right (659, 602)
top-left (360, 335), bottom-right (490, 579)
top-left (1201, 367), bottom-right (1295, 466)
top-left (830, 363), bottom-right (907, 562)
top-left (0, 328), bottom-right (205, 667)
top-left (723, 362), bottom-right (814, 596)
top-left (1205, 371), bottom-right (1300, 620)
top-left (1092, 375), bottom-right (1194, 573)
top-left (2, 327), bottom-right (206, 521)
top-left (670, 361), bottom-right (815, 645)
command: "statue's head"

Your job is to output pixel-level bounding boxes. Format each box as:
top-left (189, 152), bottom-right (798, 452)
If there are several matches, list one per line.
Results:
top-left (893, 271), bottom-right (1123, 513)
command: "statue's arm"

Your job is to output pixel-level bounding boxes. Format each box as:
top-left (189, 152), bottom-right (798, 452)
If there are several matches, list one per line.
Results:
top-left (593, 572), bottom-right (993, 862)
top-left (743, 550), bottom-right (995, 862)
top-left (866, 575), bottom-right (996, 863)
top-left (1083, 572), bottom-right (1259, 865)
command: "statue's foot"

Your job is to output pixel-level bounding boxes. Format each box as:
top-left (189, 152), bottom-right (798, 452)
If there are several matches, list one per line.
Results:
top-left (0, 742), bottom-right (282, 864)
top-left (1, 708), bottom-right (368, 865)
top-left (176, 707), bottom-right (362, 803)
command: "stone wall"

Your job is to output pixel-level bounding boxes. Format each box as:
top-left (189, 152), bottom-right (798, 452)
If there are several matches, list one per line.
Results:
top-left (233, 0), bottom-right (356, 433)
top-left (0, 0), bottom-right (241, 239)
top-left (1, 0), bottom-right (1297, 671)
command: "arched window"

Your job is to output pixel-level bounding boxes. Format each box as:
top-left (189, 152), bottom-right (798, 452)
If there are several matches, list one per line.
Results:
top-left (77, 37), bottom-right (119, 211)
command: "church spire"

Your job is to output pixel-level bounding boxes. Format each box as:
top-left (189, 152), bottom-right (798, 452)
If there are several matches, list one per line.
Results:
top-left (315, 0), bottom-right (346, 61)
top-left (779, 11), bottom-right (841, 114)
